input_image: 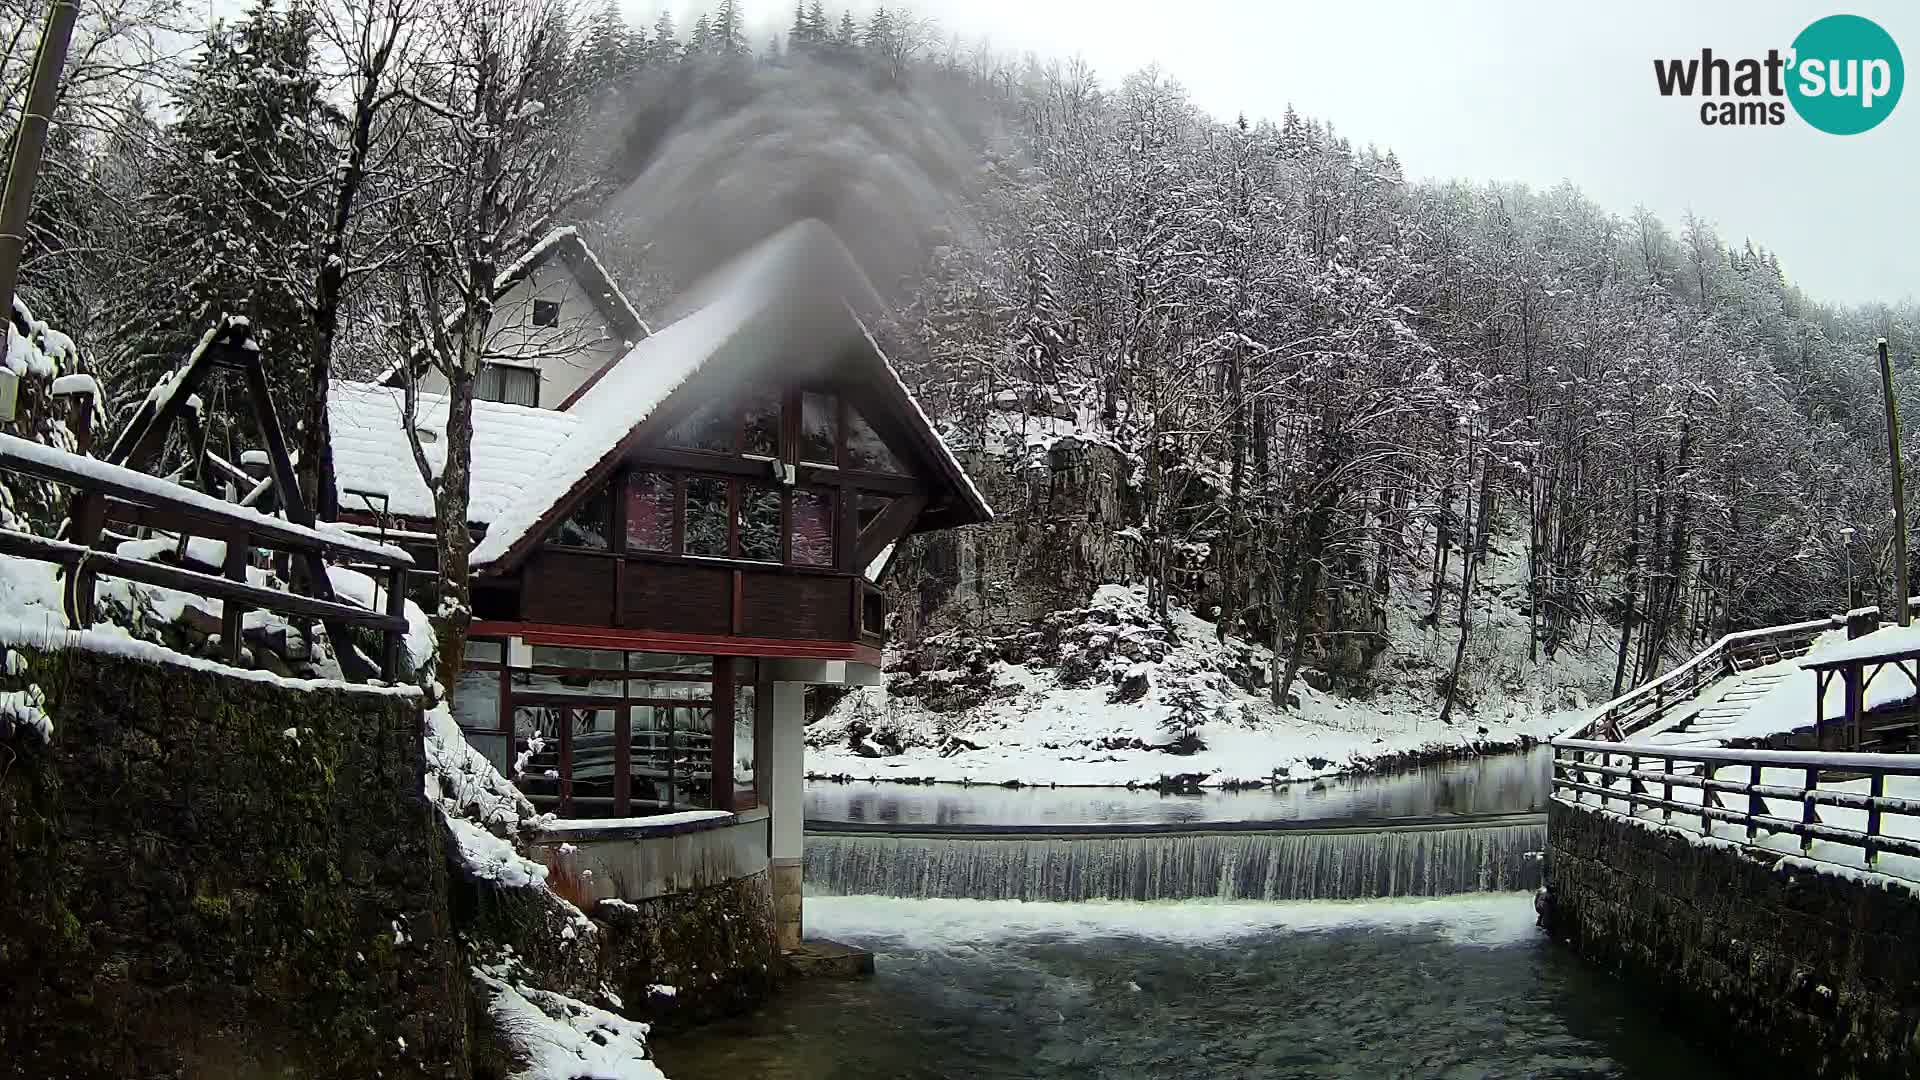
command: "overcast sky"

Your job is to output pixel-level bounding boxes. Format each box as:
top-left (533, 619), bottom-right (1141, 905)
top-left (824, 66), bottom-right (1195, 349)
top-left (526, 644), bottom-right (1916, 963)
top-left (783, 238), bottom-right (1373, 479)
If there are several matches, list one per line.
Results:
top-left (637, 0), bottom-right (1917, 308)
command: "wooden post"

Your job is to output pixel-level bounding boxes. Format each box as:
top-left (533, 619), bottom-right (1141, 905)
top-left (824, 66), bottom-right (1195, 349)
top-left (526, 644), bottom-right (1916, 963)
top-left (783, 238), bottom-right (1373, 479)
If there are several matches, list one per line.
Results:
top-left (222, 532), bottom-right (249, 663)
top-left (64, 393), bottom-right (92, 455)
top-left (557, 712), bottom-right (573, 818)
top-left (0, 0), bottom-right (80, 319)
top-left (613, 706), bottom-right (632, 817)
top-left (713, 657), bottom-right (736, 811)
top-left (1845, 663), bottom-right (1864, 751)
top-left (380, 566), bottom-right (406, 680)
top-left (1880, 338), bottom-right (1910, 626)
top-left (1801, 766), bottom-right (1818, 853)
top-left (1747, 763), bottom-right (1763, 840)
top-left (1865, 771), bottom-right (1884, 867)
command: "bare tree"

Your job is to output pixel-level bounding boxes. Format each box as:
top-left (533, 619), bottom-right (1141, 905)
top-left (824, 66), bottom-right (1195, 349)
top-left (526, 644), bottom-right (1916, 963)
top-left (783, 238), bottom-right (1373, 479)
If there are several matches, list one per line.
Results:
top-left (299, 0), bottom-right (429, 519)
top-left (393, 0), bottom-right (579, 693)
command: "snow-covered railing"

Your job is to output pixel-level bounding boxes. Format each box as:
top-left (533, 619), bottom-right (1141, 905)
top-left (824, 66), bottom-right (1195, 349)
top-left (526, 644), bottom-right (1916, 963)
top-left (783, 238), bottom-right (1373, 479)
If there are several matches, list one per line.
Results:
top-left (1552, 738), bottom-right (1920, 874)
top-left (1562, 615), bottom-right (1848, 744)
top-left (0, 432), bottom-right (414, 681)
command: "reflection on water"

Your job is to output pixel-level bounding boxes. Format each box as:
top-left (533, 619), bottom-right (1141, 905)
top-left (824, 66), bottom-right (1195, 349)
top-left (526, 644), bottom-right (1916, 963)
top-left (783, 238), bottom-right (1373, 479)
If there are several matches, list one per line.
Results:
top-left (653, 894), bottom-right (1728, 1080)
top-left (806, 747), bottom-right (1551, 827)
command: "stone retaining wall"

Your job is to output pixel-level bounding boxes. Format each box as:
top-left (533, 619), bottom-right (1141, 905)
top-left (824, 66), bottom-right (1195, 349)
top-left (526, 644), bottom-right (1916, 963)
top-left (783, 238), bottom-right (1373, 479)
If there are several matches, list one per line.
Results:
top-left (0, 641), bottom-right (468, 1079)
top-left (1545, 804), bottom-right (1920, 1079)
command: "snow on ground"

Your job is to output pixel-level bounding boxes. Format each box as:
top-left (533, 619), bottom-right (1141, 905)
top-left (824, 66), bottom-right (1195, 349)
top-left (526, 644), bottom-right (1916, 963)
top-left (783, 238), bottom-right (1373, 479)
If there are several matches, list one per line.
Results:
top-left (810, 573), bottom-right (1608, 788)
top-left (804, 892), bottom-right (1542, 951)
top-left (425, 702), bottom-right (541, 837)
top-left (443, 813), bottom-right (549, 889)
top-left (474, 957), bottom-right (665, 1080)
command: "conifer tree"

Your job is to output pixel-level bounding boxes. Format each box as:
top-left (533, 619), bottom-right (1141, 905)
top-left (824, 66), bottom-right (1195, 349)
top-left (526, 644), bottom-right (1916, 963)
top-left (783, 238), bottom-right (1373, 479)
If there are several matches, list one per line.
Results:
top-left (105, 0), bottom-right (333, 424)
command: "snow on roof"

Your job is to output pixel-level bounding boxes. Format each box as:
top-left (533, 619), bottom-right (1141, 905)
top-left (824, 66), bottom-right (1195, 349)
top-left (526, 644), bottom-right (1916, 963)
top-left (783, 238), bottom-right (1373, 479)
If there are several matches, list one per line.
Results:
top-left (466, 219), bottom-right (991, 569)
top-left (467, 278), bottom-right (770, 567)
top-left (1804, 622), bottom-right (1920, 668)
top-left (328, 380), bottom-right (579, 524)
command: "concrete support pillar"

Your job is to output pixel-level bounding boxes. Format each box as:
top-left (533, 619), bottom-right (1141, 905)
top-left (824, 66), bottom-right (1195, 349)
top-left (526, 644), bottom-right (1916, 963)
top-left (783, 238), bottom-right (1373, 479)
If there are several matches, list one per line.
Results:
top-left (768, 680), bottom-right (805, 952)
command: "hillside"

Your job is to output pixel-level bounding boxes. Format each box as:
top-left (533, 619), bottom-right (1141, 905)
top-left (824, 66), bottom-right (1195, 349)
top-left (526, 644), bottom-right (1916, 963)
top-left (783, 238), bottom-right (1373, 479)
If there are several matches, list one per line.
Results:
top-left (810, 516), bottom-right (1614, 789)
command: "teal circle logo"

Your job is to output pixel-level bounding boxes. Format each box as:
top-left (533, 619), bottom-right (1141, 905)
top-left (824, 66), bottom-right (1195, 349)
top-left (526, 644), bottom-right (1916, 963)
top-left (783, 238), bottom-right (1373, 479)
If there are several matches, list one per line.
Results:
top-left (1788, 14), bottom-right (1903, 134)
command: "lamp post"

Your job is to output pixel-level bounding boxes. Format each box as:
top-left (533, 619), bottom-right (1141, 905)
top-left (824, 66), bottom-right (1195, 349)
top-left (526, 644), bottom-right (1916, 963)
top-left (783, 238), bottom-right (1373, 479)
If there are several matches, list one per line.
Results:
top-left (1841, 526), bottom-right (1857, 609)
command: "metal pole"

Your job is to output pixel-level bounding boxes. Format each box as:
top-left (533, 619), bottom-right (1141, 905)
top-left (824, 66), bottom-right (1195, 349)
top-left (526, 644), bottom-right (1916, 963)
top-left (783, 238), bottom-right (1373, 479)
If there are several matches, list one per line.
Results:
top-left (1880, 339), bottom-right (1910, 626)
top-left (0, 0), bottom-right (82, 322)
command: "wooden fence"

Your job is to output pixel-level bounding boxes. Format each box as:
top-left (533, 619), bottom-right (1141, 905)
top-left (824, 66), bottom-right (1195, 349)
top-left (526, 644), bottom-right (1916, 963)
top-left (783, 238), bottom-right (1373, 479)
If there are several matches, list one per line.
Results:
top-left (1553, 738), bottom-right (1920, 871)
top-left (1567, 614), bottom-right (1849, 744)
top-left (0, 431), bottom-right (413, 680)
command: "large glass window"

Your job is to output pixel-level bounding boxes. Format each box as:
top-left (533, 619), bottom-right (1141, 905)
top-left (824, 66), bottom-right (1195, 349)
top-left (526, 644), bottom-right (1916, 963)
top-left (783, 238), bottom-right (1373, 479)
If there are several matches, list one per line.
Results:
top-left (684, 477), bottom-right (729, 557)
top-left (742, 390), bottom-right (781, 458)
top-left (848, 411), bottom-right (905, 473)
top-left (666, 403), bottom-right (735, 453)
top-left (624, 470), bottom-right (675, 552)
top-left (738, 482), bottom-right (783, 562)
top-left (801, 392), bottom-right (837, 465)
top-left (546, 482), bottom-right (612, 550)
top-left (792, 488), bottom-right (835, 567)
top-left (487, 647), bottom-right (735, 819)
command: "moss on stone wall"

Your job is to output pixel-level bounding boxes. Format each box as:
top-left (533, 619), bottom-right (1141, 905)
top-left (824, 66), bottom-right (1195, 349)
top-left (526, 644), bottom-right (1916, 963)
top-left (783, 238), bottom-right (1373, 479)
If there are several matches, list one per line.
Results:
top-left (0, 644), bottom-right (468, 1079)
top-left (593, 871), bottom-right (781, 1030)
top-left (1546, 806), bottom-right (1920, 1080)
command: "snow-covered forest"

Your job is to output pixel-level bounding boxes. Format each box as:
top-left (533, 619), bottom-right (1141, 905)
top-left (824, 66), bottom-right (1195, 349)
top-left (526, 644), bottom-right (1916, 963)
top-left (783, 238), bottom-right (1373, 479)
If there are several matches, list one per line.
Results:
top-left (9, 0), bottom-right (1918, 761)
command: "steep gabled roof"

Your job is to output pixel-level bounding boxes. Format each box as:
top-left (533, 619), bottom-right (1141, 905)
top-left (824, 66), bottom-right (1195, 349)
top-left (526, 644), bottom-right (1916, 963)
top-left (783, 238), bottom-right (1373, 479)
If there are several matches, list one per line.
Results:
top-left (466, 219), bottom-right (993, 574)
top-left (373, 227), bottom-right (649, 388)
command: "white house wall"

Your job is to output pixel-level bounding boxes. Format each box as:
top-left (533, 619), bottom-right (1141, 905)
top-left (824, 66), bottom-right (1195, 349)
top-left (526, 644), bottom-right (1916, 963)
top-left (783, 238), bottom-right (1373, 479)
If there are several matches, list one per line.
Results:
top-left (415, 261), bottom-right (630, 409)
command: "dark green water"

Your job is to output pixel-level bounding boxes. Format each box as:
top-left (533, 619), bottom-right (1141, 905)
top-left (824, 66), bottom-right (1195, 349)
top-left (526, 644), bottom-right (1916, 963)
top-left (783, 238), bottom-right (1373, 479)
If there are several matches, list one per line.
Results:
top-left (653, 894), bottom-right (1730, 1080)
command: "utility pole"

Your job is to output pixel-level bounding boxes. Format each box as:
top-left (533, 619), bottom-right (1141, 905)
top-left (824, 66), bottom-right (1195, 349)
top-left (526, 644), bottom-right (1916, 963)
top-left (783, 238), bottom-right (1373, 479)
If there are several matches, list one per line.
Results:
top-left (1880, 338), bottom-right (1910, 626)
top-left (0, 0), bottom-right (82, 322)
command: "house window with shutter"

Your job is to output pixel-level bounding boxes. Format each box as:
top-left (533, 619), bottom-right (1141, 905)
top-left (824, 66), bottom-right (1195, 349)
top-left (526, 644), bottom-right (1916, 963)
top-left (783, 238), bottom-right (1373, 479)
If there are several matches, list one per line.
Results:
top-left (477, 361), bottom-right (539, 407)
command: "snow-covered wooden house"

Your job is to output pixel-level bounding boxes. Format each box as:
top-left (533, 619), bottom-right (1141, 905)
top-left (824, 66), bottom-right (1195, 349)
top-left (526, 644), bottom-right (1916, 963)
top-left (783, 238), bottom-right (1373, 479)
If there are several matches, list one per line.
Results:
top-left (325, 220), bottom-right (991, 949)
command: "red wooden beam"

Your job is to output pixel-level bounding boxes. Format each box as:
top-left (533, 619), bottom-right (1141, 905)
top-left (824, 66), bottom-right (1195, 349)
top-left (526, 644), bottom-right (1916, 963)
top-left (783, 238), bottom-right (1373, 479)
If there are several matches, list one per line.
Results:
top-left (469, 620), bottom-right (881, 666)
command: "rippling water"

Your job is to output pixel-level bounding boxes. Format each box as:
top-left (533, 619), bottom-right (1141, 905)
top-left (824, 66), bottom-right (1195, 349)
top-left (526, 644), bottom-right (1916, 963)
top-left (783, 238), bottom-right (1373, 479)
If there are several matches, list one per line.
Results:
top-left (653, 894), bottom-right (1729, 1080)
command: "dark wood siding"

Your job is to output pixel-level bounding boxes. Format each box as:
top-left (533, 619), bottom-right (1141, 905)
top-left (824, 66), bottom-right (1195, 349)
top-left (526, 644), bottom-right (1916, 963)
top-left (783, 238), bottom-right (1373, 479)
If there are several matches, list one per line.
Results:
top-left (621, 561), bottom-right (732, 635)
top-left (515, 551), bottom-right (874, 645)
top-left (741, 573), bottom-right (852, 640)
top-left (520, 552), bottom-right (615, 626)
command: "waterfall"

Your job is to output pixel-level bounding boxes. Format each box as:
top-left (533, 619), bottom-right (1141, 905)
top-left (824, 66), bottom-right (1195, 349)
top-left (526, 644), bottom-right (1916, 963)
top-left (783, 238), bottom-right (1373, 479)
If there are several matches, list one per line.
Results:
top-left (803, 817), bottom-right (1545, 902)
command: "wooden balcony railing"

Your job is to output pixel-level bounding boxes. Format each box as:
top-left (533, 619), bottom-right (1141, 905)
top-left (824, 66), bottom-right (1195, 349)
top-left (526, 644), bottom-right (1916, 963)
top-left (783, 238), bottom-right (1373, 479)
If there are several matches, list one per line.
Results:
top-left (0, 432), bottom-right (414, 681)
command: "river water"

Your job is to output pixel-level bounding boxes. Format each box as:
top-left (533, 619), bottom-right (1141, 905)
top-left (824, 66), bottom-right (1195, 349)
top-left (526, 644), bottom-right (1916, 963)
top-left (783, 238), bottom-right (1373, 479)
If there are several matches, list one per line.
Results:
top-left (804, 747), bottom-right (1551, 827)
top-left (654, 893), bottom-right (1730, 1079)
top-left (657, 752), bottom-right (1723, 1078)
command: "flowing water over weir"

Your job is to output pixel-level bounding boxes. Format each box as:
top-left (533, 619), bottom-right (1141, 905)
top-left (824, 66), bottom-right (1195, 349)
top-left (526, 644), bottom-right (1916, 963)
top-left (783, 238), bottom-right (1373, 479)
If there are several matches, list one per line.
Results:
top-left (804, 813), bottom-right (1545, 901)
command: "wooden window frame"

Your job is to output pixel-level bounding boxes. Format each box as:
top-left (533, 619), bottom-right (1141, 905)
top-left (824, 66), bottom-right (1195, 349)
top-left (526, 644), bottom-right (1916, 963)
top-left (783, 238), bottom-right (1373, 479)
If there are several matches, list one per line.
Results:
top-left (477, 360), bottom-right (541, 407)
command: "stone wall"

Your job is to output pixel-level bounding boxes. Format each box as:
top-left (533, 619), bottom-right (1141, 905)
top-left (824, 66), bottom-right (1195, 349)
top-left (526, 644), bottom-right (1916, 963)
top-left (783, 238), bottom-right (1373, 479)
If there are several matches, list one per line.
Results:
top-left (454, 851), bottom-right (780, 1035)
top-left (1545, 804), bottom-right (1920, 1079)
top-left (0, 641), bottom-right (469, 1080)
top-left (594, 871), bottom-right (781, 1030)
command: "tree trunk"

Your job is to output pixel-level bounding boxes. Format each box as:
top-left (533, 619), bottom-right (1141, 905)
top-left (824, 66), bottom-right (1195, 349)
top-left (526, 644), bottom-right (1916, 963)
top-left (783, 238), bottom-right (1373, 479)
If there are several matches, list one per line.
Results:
top-left (1439, 448), bottom-right (1491, 725)
top-left (300, 24), bottom-right (402, 521)
top-left (1611, 474), bottom-right (1642, 700)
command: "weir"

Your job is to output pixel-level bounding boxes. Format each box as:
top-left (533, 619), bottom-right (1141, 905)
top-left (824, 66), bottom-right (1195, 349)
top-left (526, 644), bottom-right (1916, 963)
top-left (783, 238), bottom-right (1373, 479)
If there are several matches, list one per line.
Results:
top-left (804, 812), bottom-right (1545, 902)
